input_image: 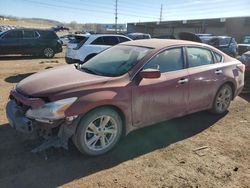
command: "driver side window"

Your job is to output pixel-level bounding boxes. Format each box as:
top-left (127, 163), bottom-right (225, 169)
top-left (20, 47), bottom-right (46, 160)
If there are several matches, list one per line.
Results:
top-left (143, 48), bottom-right (184, 73)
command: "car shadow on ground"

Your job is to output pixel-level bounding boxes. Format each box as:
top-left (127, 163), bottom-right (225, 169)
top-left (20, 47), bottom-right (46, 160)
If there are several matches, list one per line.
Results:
top-left (4, 72), bottom-right (35, 83)
top-left (240, 93), bottom-right (250, 102)
top-left (0, 111), bottom-right (226, 187)
top-left (0, 55), bottom-right (62, 61)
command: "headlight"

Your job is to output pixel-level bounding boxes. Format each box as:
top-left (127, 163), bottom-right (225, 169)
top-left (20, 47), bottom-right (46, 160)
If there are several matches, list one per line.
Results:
top-left (26, 97), bottom-right (77, 121)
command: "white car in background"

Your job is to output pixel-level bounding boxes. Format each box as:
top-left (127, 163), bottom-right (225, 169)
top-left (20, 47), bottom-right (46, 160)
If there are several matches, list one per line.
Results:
top-left (65, 34), bottom-right (132, 64)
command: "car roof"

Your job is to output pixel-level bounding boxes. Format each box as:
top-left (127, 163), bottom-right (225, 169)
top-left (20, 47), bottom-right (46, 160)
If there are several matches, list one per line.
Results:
top-left (212, 36), bottom-right (232, 39)
top-left (8, 28), bottom-right (56, 32)
top-left (121, 39), bottom-right (211, 49)
top-left (128, 33), bottom-right (150, 35)
top-left (90, 34), bottom-right (128, 37)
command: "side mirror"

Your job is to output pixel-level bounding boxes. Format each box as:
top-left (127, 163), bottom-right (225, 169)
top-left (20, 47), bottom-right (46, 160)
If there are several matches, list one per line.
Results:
top-left (139, 69), bottom-right (161, 79)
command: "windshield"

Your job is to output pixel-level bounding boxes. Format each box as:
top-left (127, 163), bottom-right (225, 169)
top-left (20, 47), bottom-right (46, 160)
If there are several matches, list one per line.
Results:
top-left (200, 36), bottom-right (213, 43)
top-left (243, 37), bottom-right (250, 44)
top-left (208, 37), bottom-right (231, 46)
top-left (80, 45), bottom-right (152, 77)
top-left (219, 37), bottom-right (232, 46)
top-left (70, 36), bottom-right (89, 44)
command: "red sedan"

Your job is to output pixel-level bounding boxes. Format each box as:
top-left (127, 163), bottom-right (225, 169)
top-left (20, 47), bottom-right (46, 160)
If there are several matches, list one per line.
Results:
top-left (6, 39), bottom-right (245, 156)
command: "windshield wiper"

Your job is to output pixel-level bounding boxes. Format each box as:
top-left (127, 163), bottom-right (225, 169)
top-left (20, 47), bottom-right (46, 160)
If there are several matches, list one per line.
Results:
top-left (81, 66), bottom-right (101, 75)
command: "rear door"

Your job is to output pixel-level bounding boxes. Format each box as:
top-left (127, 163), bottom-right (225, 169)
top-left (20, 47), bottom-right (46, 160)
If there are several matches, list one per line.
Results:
top-left (132, 47), bottom-right (189, 127)
top-left (0, 30), bottom-right (23, 54)
top-left (22, 30), bottom-right (40, 54)
top-left (186, 46), bottom-right (224, 112)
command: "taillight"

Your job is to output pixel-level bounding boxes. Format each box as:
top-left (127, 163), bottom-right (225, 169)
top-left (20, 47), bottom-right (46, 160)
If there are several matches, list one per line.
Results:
top-left (73, 41), bottom-right (84, 50)
top-left (237, 64), bottom-right (245, 73)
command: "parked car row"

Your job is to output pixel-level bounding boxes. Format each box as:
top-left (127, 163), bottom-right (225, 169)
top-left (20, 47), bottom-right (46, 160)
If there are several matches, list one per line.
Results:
top-left (177, 32), bottom-right (238, 57)
top-left (0, 25), bottom-right (17, 33)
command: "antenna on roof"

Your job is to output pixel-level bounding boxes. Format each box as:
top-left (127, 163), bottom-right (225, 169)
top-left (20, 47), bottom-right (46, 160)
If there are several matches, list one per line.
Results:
top-left (115, 0), bottom-right (118, 33)
top-left (159, 4), bottom-right (163, 22)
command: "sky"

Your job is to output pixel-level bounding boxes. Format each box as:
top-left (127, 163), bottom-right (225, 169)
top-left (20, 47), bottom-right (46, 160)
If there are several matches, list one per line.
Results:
top-left (0, 0), bottom-right (250, 24)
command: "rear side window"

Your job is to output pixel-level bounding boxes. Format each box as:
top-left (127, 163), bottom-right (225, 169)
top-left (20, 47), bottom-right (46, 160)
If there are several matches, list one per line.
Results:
top-left (118, 36), bottom-right (130, 43)
top-left (23, 30), bottom-right (39, 38)
top-left (38, 30), bottom-right (58, 39)
top-left (2, 30), bottom-right (23, 39)
top-left (91, 36), bottom-right (119, 45)
top-left (213, 52), bottom-right (223, 62)
top-left (91, 37), bottom-right (104, 45)
top-left (103, 36), bottom-right (119, 45)
top-left (187, 47), bottom-right (214, 68)
top-left (143, 48), bottom-right (184, 73)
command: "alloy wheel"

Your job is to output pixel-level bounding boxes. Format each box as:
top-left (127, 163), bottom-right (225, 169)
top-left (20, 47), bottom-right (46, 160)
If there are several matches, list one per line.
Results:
top-left (215, 86), bottom-right (232, 113)
top-left (43, 48), bottom-right (54, 58)
top-left (84, 115), bottom-right (118, 151)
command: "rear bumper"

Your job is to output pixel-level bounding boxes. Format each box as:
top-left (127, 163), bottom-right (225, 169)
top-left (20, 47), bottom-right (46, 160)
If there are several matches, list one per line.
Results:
top-left (65, 57), bottom-right (80, 64)
top-left (55, 45), bottom-right (63, 53)
top-left (6, 100), bottom-right (34, 134)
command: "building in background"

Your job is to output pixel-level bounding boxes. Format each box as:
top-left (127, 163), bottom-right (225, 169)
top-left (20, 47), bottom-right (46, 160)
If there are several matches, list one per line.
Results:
top-left (82, 23), bottom-right (126, 34)
top-left (127, 16), bottom-right (250, 42)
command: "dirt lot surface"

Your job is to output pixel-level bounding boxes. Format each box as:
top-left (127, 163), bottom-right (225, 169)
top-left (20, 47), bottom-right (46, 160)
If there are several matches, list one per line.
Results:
top-left (0, 53), bottom-right (249, 188)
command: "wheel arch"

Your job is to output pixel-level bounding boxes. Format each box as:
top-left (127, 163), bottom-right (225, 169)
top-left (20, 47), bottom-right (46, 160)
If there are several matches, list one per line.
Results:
top-left (66, 97), bottom-right (128, 129)
top-left (223, 81), bottom-right (236, 99)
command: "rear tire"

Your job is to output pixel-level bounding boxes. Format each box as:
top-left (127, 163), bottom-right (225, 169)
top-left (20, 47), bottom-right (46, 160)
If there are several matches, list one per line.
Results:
top-left (43, 47), bottom-right (55, 58)
top-left (73, 107), bottom-right (123, 156)
top-left (210, 84), bottom-right (233, 114)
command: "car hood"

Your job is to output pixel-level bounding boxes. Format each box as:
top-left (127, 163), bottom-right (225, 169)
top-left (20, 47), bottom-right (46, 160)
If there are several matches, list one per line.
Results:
top-left (16, 65), bottom-right (110, 97)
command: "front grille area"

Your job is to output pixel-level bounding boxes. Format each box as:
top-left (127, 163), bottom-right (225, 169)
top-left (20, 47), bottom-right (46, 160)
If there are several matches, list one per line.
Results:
top-left (15, 99), bottom-right (30, 111)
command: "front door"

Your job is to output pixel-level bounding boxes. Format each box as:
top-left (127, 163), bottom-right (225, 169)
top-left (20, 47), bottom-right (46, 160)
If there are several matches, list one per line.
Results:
top-left (0, 30), bottom-right (23, 54)
top-left (132, 47), bottom-right (189, 127)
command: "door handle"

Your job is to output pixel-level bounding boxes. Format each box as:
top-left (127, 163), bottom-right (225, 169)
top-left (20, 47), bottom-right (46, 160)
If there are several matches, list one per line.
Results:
top-left (178, 78), bottom-right (189, 84)
top-left (215, 70), bottom-right (223, 74)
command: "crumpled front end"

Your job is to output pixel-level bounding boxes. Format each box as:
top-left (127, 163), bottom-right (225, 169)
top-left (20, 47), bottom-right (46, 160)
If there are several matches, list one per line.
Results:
top-left (6, 89), bottom-right (78, 152)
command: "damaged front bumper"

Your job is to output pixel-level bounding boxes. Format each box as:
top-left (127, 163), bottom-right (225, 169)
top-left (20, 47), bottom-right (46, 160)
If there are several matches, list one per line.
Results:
top-left (6, 100), bottom-right (34, 134)
top-left (6, 99), bottom-right (78, 152)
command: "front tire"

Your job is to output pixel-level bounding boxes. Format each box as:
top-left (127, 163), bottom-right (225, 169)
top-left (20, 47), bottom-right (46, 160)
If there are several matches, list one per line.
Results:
top-left (74, 107), bottom-right (123, 156)
top-left (211, 84), bottom-right (233, 114)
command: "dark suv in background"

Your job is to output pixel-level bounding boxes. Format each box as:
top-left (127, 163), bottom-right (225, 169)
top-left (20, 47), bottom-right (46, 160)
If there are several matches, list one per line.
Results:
top-left (206, 36), bottom-right (238, 57)
top-left (238, 36), bottom-right (250, 55)
top-left (0, 28), bottom-right (62, 58)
